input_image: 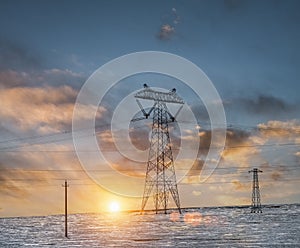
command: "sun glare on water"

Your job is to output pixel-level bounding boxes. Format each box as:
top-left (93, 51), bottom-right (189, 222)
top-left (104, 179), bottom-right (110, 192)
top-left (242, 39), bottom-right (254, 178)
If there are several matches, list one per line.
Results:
top-left (109, 201), bottom-right (120, 213)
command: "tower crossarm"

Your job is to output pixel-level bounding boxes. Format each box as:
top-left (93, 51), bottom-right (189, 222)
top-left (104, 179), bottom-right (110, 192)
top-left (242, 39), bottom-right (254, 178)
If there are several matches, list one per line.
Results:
top-left (248, 168), bottom-right (263, 173)
top-left (135, 87), bottom-right (184, 104)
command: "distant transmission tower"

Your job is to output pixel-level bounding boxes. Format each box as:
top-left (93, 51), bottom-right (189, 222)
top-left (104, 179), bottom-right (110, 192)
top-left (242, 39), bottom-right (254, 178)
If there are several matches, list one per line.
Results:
top-left (132, 84), bottom-right (184, 214)
top-left (248, 168), bottom-right (263, 213)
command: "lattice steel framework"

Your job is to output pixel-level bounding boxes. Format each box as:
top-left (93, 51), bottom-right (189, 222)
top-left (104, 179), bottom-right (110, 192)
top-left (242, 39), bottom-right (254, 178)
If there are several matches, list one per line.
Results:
top-left (249, 168), bottom-right (263, 213)
top-left (133, 84), bottom-right (183, 214)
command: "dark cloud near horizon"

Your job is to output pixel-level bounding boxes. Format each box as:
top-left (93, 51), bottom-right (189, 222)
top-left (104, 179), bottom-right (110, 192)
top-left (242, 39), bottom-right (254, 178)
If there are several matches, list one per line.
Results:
top-left (187, 127), bottom-right (250, 178)
top-left (225, 128), bottom-right (250, 147)
top-left (198, 127), bottom-right (250, 151)
top-left (241, 95), bottom-right (292, 114)
top-left (225, 94), bottom-right (297, 120)
top-left (270, 171), bottom-right (283, 181)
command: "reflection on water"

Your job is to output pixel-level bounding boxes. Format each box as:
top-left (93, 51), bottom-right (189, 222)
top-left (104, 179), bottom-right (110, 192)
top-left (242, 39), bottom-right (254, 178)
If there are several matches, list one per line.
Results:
top-left (0, 204), bottom-right (300, 247)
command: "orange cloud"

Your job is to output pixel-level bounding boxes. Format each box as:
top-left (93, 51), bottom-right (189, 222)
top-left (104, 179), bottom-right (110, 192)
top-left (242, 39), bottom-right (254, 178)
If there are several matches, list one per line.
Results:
top-left (258, 120), bottom-right (300, 138)
top-left (231, 179), bottom-right (248, 191)
top-left (0, 70), bottom-right (30, 88)
top-left (0, 86), bottom-right (75, 132)
top-left (0, 85), bottom-right (105, 134)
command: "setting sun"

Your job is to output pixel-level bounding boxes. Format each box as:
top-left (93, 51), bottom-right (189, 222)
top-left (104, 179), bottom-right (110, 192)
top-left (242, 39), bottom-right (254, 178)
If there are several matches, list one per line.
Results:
top-left (108, 201), bottom-right (120, 213)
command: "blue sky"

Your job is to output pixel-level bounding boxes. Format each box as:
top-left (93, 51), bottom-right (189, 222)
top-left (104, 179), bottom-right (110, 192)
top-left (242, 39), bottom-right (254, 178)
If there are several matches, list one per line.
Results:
top-left (1, 0), bottom-right (299, 92)
top-left (0, 0), bottom-right (299, 216)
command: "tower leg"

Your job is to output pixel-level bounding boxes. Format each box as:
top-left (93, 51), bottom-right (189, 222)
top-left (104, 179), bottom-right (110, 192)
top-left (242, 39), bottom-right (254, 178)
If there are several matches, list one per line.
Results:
top-left (141, 102), bottom-right (181, 214)
top-left (249, 168), bottom-right (262, 213)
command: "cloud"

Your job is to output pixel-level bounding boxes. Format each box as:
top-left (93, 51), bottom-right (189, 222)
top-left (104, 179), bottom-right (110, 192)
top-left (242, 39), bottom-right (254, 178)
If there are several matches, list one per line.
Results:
top-left (0, 149), bottom-right (77, 198)
top-left (255, 119), bottom-right (300, 146)
top-left (110, 158), bottom-right (145, 178)
top-left (231, 179), bottom-right (248, 191)
top-left (192, 190), bottom-right (202, 196)
top-left (197, 128), bottom-right (249, 153)
top-left (0, 70), bottom-right (31, 88)
top-left (0, 141), bottom-right (108, 216)
top-left (157, 8), bottom-right (180, 40)
top-left (219, 128), bottom-right (251, 160)
top-left (225, 128), bottom-right (250, 147)
top-left (270, 171), bottom-right (283, 181)
top-left (0, 68), bottom-right (85, 89)
top-left (41, 69), bottom-right (85, 89)
top-left (224, 95), bottom-right (298, 124)
top-left (239, 95), bottom-right (293, 115)
top-left (180, 128), bottom-right (252, 182)
top-left (258, 120), bottom-right (300, 137)
top-left (0, 85), bottom-right (77, 133)
top-left (171, 8), bottom-right (180, 25)
top-left (0, 164), bottom-right (29, 198)
top-left (0, 67), bottom-right (94, 136)
top-left (0, 39), bottom-right (42, 71)
top-left (158, 24), bottom-right (175, 40)
top-left (220, 128), bottom-right (261, 170)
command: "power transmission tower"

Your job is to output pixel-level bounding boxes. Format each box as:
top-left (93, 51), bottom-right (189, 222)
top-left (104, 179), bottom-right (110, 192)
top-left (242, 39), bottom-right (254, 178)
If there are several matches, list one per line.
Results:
top-left (248, 168), bottom-right (263, 213)
top-left (132, 84), bottom-right (184, 214)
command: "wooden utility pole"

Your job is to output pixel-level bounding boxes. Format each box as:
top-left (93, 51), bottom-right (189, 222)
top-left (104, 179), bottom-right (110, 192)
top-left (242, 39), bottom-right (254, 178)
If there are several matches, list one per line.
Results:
top-left (62, 180), bottom-right (69, 238)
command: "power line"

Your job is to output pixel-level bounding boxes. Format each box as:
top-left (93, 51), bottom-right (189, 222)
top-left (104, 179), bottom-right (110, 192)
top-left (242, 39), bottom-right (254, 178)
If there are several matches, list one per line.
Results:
top-left (0, 120), bottom-right (299, 150)
top-left (0, 164), bottom-right (298, 172)
top-left (0, 122), bottom-right (118, 145)
top-left (2, 178), bottom-right (299, 186)
top-left (0, 141), bottom-right (299, 152)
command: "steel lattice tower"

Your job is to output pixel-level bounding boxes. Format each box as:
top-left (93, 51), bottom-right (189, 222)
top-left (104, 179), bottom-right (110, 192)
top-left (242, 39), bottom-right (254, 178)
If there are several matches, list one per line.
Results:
top-left (249, 168), bottom-right (263, 213)
top-left (132, 84), bottom-right (183, 214)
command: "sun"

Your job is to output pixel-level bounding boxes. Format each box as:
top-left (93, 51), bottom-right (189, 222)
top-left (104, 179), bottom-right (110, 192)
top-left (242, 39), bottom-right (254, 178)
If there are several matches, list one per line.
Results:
top-left (108, 201), bottom-right (120, 213)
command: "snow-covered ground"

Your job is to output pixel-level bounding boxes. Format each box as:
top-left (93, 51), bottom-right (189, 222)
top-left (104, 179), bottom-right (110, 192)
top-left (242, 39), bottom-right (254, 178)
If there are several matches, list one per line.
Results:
top-left (0, 205), bottom-right (299, 247)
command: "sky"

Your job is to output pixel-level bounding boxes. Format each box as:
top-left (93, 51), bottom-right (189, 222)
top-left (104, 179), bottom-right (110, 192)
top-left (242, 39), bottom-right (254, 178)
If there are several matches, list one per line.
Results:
top-left (0, 0), bottom-right (300, 217)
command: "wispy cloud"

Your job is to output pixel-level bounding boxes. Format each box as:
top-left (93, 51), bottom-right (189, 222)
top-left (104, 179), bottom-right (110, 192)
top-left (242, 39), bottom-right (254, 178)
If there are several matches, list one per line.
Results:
top-left (0, 68), bottom-right (85, 89)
